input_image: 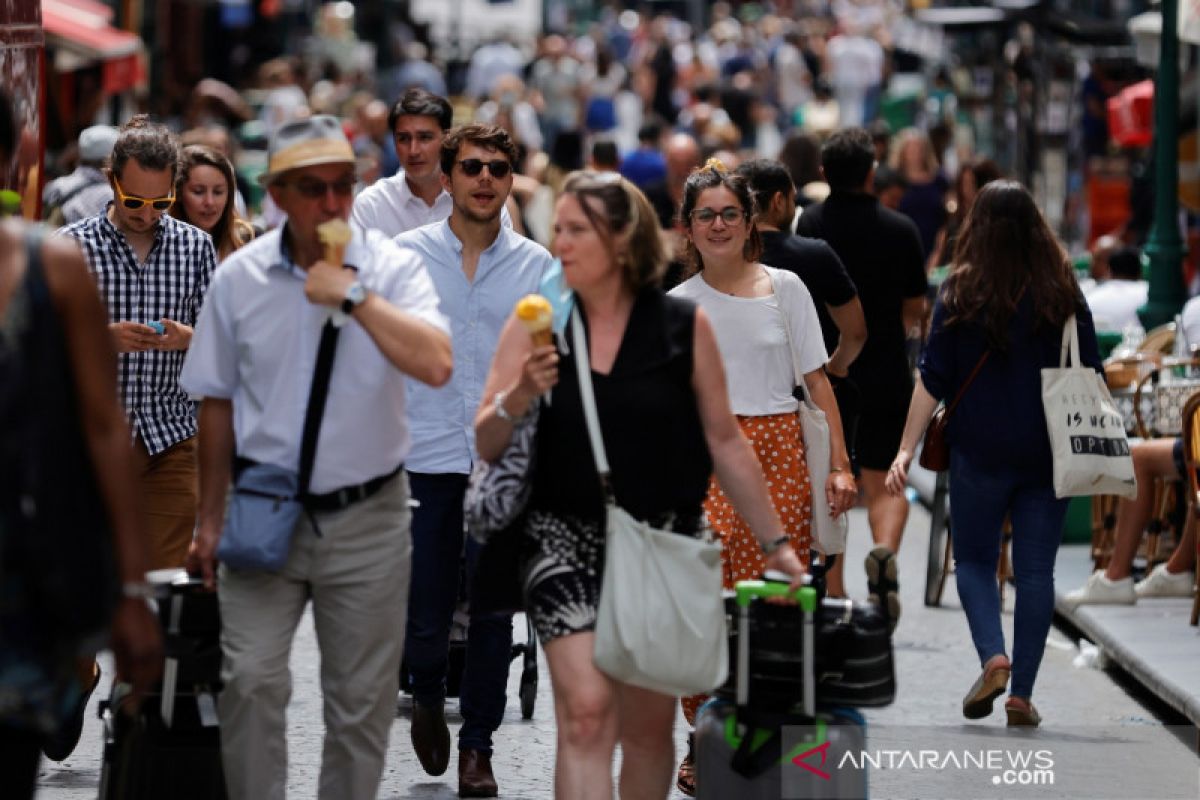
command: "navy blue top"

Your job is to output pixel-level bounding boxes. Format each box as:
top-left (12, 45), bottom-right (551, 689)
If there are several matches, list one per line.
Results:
top-left (919, 292), bottom-right (1103, 480)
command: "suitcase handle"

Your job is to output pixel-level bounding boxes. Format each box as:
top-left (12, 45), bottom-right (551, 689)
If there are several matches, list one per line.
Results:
top-left (734, 582), bottom-right (817, 719)
top-left (734, 580), bottom-right (817, 611)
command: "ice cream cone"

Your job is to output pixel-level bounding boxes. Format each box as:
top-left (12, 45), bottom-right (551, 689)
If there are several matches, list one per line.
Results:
top-left (516, 294), bottom-right (554, 347)
top-left (317, 219), bottom-right (352, 267)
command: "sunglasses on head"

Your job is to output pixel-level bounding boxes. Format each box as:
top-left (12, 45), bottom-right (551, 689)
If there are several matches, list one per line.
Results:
top-left (457, 159), bottom-right (512, 178)
top-left (112, 176), bottom-right (174, 211)
top-left (288, 177), bottom-right (356, 199)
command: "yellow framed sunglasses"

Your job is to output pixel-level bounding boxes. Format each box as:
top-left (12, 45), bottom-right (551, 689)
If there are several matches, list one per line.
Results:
top-left (112, 175), bottom-right (175, 211)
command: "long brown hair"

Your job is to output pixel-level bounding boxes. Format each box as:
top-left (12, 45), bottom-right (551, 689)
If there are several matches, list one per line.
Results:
top-left (941, 180), bottom-right (1078, 348)
top-left (171, 145), bottom-right (253, 261)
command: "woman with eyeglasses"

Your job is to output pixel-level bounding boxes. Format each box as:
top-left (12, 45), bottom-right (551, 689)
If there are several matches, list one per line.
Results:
top-left (475, 171), bottom-right (804, 798)
top-left (170, 145), bottom-right (254, 262)
top-left (668, 160), bottom-right (856, 795)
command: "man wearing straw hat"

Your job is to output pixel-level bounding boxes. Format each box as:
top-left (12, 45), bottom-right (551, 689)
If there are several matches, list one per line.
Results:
top-left (180, 114), bottom-right (453, 800)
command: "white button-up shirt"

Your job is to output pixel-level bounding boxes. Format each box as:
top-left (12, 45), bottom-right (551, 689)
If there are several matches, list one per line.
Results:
top-left (351, 170), bottom-right (511, 239)
top-left (179, 225), bottom-right (449, 493)
top-left (395, 219), bottom-right (553, 474)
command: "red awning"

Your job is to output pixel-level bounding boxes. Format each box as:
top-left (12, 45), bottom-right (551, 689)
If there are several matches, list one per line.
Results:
top-left (41, 0), bottom-right (146, 93)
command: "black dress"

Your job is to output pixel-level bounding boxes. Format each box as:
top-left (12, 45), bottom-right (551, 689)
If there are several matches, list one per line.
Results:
top-left (522, 288), bottom-right (712, 644)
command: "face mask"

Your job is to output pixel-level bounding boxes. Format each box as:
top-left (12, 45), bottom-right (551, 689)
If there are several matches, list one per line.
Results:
top-left (539, 258), bottom-right (575, 344)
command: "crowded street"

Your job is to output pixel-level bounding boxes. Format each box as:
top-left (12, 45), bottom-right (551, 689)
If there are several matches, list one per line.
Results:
top-left (3, 1), bottom-right (1200, 799)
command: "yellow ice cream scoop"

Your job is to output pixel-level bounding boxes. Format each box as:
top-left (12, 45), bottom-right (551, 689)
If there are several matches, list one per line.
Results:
top-left (515, 294), bottom-right (554, 347)
top-left (317, 219), bottom-right (353, 267)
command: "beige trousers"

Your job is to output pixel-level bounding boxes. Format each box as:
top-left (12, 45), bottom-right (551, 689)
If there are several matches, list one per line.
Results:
top-left (216, 472), bottom-right (412, 800)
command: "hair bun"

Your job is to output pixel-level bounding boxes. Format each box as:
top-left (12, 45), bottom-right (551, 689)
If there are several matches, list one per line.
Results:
top-left (703, 157), bottom-right (726, 174)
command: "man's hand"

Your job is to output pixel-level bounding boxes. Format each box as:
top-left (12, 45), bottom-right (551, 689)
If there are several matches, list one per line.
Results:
top-left (110, 597), bottom-right (163, 706)
top-left (185, 523), bottom-right (222, 591)
top-left (304, 261), bottom-right (356, 308)
top-left (157, 318), bottom-right (192, 351)
top-left (109, 321), bottom-right (161, 353)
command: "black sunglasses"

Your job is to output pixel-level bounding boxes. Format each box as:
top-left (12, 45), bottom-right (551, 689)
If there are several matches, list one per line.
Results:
top-left (457, 159), bottom-right (512, 178)
top-left (289, 177), bottom-right (356, 199)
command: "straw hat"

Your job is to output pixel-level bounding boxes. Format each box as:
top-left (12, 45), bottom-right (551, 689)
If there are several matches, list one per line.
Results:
top-left (258, 114), bottom-right (355, 186)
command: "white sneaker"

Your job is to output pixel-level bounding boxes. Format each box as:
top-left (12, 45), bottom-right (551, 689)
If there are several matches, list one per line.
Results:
top-left (1063, 571), bottom-right (1136, 607)
top-left (1134, 564), bottom-right (1196, 598)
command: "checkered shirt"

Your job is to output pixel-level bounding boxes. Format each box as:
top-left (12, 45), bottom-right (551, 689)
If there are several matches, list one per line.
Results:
top-left (59, 209), bottom-right (217, 455)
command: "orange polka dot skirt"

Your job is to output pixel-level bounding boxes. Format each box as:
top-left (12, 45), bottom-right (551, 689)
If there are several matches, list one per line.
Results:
top-left (684, 411), bottom-right (813, 725)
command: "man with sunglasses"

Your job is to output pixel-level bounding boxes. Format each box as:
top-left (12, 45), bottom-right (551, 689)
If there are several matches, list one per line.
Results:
top-left (352, 88), bottom-right (511, 239)
top-left (58, 115), bottom-right (217, 573)
top-left (180, 114), bottom-right (453, 800)
top-left (393, 123), bottom-right (551, 798)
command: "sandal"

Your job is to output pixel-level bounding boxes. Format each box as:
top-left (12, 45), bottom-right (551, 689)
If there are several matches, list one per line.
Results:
top-left (864, 546), bottom-right (901, 633)
top-left (962, 656), bottom-right (1011, 720)
top-left (1005, 696), bottom-right (1041, 728)
top-left (676, 732), bottom-right (695, 796)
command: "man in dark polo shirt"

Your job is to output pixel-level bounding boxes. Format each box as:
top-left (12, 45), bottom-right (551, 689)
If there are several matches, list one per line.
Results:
top-left (795, 128), bottom-right (927, 624)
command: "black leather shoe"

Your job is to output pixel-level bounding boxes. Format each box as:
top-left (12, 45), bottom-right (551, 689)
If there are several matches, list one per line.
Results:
top-left (411, 701), bottom-right (451, 776)
top-left (42, 660), bottom-right (101, 762)
top-left (458, 749), bottom-right (499, 798)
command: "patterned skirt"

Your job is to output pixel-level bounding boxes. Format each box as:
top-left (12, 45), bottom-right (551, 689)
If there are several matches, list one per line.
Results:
top-left (705, 412), bottom-right (813, 589)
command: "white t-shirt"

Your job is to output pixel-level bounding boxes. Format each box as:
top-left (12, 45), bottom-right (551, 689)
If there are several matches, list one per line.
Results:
top-left (1085, 279), bottom-right (1149, 333)
top-left (1180, 294), bottom-right (1200, 350)
top-left (671, 265), bottom-right (828, 416)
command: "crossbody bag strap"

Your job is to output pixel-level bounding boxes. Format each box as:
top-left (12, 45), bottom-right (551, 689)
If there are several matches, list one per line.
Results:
top-left (945, 349), bottom-right (989, 418)
top-left (570, 310), bottom-right (616, 503)
top-left (297, 319), bottom-right (341, 496)
top-left (764, 266), bottom-right (815, 404)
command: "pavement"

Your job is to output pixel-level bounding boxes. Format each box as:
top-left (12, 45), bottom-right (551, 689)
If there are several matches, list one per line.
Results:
top-left (35, 498), bottom-right (1200, 799)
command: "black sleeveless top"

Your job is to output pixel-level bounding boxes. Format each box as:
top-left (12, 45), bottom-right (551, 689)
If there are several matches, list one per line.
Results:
top-left (531, 288), bottom-right (712, 523)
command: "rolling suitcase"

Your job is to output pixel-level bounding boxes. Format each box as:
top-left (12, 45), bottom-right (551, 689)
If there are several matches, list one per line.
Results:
top-left (99, 572), bottom-right (227, 800)
top-left (695, 581), bottom-right (869, 800)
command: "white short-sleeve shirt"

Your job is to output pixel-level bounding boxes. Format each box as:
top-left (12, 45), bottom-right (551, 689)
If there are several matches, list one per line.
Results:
top-left (671, 265), bottom-right (827, 416)
top-left (179, 224), bottom-right (450, 493)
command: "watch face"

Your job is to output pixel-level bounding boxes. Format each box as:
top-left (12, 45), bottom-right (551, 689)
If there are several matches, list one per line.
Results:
top-left (346, 282), bottom-right (367, 305)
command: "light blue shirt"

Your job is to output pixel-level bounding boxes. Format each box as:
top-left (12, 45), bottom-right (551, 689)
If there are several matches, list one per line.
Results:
top-left (395, 219), bottom-right (553, 474)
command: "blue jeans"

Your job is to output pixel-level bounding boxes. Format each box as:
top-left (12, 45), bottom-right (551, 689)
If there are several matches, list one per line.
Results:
top-left (949, 452), bottom-right (1067, 699)
top-left (404, 472), bottom-right (513, 754)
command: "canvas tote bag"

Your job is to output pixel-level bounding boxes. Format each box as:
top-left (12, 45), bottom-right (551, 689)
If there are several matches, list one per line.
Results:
top-left (571, 312), bottom-right (729, 696)
top-left (1041, 314), bottom-right (1138, 499)
top-left (766, 267), bottom-right (848, 555)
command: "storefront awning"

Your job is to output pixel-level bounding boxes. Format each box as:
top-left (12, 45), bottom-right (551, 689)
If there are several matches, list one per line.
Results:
top-left (41, 0), bottom-right (146, 93)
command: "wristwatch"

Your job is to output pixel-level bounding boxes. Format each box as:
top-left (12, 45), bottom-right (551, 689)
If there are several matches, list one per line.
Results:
top-left (493, 391), bottom-right (520, 423)
top-left (341, 281), bottom-right (367, 314)
top-left (761, 535), bottom-right (791, 556)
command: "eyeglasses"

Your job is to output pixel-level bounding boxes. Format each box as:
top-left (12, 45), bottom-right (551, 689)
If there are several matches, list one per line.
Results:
top-left (287, 177), bottom-right (356, 199)
top-left (457, 159), bottom-right (512, 178)
top-left (690, 207), bottom-right (746, 226)
top-left (112, 176), bottom-right (174, 211)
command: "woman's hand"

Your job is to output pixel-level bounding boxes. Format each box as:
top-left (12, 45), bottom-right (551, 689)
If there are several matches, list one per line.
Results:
top-left (885, 448), bottom-right (913, 496)
top-left (516, 344), bottom-right (559, 400)
top-left (764, 543), bottom-right (807, 594)
top-left (825, 470), bottom-right (858, 517)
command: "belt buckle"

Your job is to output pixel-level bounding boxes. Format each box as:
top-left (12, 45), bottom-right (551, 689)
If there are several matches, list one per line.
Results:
top-left (336, 487), bottom-right (352, 509)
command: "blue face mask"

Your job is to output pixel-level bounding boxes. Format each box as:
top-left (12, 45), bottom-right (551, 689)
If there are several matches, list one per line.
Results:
top-left (539, 258), bottom-right (575, 339)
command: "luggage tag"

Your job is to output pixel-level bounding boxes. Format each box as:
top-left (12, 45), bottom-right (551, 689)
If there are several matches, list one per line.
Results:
top-left (196, 691), bottom-right (220, 728)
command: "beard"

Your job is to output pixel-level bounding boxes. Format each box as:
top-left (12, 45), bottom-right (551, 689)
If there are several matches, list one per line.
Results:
top-left (453, 195), bottom-right (502, 226)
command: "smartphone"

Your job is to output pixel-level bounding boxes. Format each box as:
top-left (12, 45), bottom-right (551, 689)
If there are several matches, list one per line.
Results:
top-left (147, 321), bottom-right (166, 335)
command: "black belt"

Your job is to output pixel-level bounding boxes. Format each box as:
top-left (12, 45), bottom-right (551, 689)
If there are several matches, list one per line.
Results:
top-left (304, 463), bottom-right (404, 512)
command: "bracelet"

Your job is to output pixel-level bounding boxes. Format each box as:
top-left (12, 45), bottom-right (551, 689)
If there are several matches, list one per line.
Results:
top-left (761, 535), bottom-right (791, 556)
top-left (121, 581), bottom-right (155, 601)
top-left (830, 465), bottom-right (852, 474)
top-left (493, 391), bottom-right (520, 423)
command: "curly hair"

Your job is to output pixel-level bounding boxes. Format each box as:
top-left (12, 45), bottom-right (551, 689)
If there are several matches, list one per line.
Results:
top-left (941, 180), bottom-right (1079, 349)
top-left (679, 162), bottom-right (762, 276)
top-left (111, 115), bottom-right (179, 181)
top-left (559, 171), bottom-right (666, 290)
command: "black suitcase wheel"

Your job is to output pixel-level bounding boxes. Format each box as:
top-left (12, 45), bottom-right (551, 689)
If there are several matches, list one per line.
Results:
top-left (519, 666), bottom-right (537, 719)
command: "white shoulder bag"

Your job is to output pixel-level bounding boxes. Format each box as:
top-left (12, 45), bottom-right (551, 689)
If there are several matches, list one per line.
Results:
top-left (766, 268), bottom-right (849, 555)
top-left (572, 311), bottom-right (729, 697)
top-left (1041, 314), bottom-right (1138, 499)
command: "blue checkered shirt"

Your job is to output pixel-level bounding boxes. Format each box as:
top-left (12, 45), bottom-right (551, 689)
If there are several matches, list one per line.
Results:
top-left (59, 208), bottom-right (217, 455)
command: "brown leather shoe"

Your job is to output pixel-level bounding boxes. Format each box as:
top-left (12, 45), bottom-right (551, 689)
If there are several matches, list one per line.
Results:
top-left (458, 749), bottom-right (499, 798)
top-left (411, 702), bottom-right (451, 776)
